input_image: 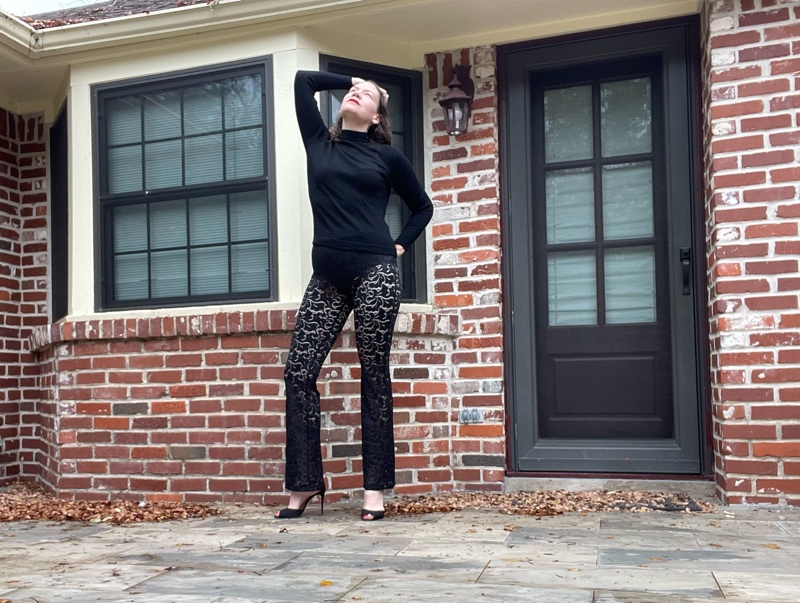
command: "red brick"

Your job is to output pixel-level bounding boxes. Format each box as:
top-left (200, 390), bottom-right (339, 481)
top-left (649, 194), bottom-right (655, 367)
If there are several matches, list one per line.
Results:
top-left (745, 223), bottom-right (797, 238)
top-left (712, 30), bottom-right (761, 48)
top-left (131, 447), bottom-right (167, 459)
top-left (739, 8), bottom-right (790, 27)
top-left (738, 78), bottom-right (791, 97)
top-left (716, 243), bottom-right (768, 259)
top-left (745, 259), bottom-right (797, 274)
top-left (755, 479), bottom-right (800, 494)
top-left (724, 460), bottom-right (778, 475)
top-left (712, 65), bottom-right (761, 84)
top-left (741, 149), bottom-right (795, 168)
top-left (720, 424), bottom-right (777, 440)
top-left (739, 43), bottom-right (790, 62)
top-left (771, 167), bottom-right (800, 183)
top-left (742, 114), bottom-right (792, 132)
top-left (744, 186), bottom-right (795, 203)
top-left (771, 58), bottom-right (800, 76)
top-left (711, 99), bottom-right (763, 119)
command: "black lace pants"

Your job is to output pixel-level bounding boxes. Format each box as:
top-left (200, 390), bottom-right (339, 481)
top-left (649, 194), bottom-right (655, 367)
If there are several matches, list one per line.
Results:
top-left (283, 246), bottom-right (402, 492)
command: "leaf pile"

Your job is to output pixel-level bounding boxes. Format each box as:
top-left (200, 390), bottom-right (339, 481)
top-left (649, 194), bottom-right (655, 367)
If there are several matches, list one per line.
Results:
top-left (0, 483), bottom-right (220, 524)
top-left (386, 490), bottom-right (715, 517)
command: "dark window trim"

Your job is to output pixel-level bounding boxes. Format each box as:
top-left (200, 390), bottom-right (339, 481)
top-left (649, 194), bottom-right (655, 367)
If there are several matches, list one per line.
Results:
top-left (50, 101), bottom-right (69, 322)
top-left (319, 54), bottom-right (427, 303)
top-left (91, 57), bottom-right (277, 311)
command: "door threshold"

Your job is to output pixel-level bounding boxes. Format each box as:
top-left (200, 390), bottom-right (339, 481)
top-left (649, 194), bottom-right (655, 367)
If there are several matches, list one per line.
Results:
top-left (505, 476), bottom-right (717, 500)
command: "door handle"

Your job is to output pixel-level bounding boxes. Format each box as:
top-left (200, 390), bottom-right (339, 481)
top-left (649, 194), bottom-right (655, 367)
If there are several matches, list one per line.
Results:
top-left (680, 247), bottom-right (691, 295)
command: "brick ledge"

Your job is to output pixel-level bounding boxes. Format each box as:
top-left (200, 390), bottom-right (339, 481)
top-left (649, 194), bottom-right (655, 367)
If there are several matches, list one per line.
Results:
top-left (28, 309), bottom-right (461, 352)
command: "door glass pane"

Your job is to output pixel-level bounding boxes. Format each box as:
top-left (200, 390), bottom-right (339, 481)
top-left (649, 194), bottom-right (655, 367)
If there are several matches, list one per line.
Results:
top-left (548, 251), bottom-right (597, 326)
top-left (144, 91), bottom-right (181, 141)
top-left (544, 85), bottom-right (592, 163)
top-left (601, 78), bottom-right (652, 157)
top-left (232, 242), bottom-right (269, 292)
top-left (190, 195), bottom-right (228, 245)
top-left (185, 134), bottom-right (223, 185)
top-left (602, 162), bottom-right (653, 240)
top-left (113, 204), bottom-right (147, 253)
top-left (145, 140), bottom-right (182, 189)
top-left (191, 246), bottom-right (229, 295)
top-left (150, 199), bottom-right (186, 249)
top-left (605, 246), bottom-right (656, 324)
top-left (546, 168), bottom-right (595, 244)
top-left (114, 253), bottom-right (148, 300)
top-left (151, 249), bottom-right (187, 298)
top-left (108, 146), bottom-right (142, 194)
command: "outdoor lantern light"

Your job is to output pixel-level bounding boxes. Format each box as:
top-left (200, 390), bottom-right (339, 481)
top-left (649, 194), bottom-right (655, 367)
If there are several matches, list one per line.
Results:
top-left (438, 64), bottom-right (474, 136)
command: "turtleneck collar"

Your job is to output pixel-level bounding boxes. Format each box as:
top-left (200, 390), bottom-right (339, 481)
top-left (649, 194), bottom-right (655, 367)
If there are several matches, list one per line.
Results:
top-left (338, 129), bottom-right (371, 143)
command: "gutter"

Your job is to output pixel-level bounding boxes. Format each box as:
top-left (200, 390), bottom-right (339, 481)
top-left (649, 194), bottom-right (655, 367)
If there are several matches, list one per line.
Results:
top-left (0, 0), bottom-right (429, 65)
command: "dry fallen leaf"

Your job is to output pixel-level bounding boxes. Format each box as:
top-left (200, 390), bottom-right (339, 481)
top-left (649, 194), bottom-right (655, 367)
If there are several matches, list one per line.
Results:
top-left (320, 579), bottom-right (333, 586)
top-left (764, 543), bottom-right (780, 549)
top-left (0, 483), bottom-right (219, 525)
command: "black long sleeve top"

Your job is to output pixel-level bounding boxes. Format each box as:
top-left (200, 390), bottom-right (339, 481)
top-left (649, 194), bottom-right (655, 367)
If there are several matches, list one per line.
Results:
top-left (294, 70), bottom-right (434, 255)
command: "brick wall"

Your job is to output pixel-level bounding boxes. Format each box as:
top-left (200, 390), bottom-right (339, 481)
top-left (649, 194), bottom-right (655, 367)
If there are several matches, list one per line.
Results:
top-left (704, 0), bottom-right (800, 505)
top-left (425, 46), bottom-right (506, 490)
top-left (28, 310), bottom-right (462, 502)
top-left (0, 108), bottom-right (48, 486)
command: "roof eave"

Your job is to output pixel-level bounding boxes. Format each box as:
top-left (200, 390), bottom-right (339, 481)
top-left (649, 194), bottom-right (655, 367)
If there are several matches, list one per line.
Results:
top-left (4, 0), bottom-right (418, 63)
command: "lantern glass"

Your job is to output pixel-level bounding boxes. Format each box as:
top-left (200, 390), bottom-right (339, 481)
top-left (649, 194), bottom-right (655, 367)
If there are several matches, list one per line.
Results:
top-left (444, 99), bottom-right (470, 135)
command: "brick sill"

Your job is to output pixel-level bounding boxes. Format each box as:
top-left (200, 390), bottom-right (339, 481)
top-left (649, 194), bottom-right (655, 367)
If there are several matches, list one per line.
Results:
top-left (28, 309), bottom-right (460, 352)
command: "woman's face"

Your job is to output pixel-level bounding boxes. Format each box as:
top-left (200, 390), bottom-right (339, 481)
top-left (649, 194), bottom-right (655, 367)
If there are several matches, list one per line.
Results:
top-left (339, 81), bottom-right (382, 126)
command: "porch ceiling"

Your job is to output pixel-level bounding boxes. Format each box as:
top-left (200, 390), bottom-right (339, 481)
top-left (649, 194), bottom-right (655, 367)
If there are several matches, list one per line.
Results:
top-left (309, 0), bottom-right (703, 52)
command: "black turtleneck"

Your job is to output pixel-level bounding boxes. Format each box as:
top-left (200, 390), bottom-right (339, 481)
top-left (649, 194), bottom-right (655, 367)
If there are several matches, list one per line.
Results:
top-left (294, 70), bottom-right (434, 255)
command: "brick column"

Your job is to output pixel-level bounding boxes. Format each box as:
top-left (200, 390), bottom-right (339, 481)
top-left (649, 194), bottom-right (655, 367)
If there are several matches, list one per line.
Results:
top-left (0, 108), bottom-right (48, 486)
top-left (704, 0), bottom-right (800, 505)
top-left (425, 46), bottom-right (506, 491)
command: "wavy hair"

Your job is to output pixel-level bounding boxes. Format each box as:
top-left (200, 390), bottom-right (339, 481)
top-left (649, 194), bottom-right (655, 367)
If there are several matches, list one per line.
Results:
top-left (329, 80), bottom-right (392, 145)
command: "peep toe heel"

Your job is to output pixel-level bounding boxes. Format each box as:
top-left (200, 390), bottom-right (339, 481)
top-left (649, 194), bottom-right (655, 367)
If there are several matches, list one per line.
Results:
top-left (274, 487), bottom-right (326, 519)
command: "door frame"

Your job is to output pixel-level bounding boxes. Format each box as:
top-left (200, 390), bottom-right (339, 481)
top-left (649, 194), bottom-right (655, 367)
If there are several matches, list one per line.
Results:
top-left (498, 16), bottom-right (712, 476)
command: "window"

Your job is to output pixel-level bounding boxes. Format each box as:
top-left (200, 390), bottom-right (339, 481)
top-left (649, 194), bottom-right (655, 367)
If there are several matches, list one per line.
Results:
top-left (95, 60), bottom-right (275, 309)
top-left (320, 56), bottom-right (426, 303)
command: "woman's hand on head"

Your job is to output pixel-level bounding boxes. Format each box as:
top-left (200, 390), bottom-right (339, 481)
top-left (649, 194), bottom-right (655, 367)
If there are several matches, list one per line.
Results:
top-left (351, 77), bottom-right (389, 103)
top-left (395, 244), bottom-right (405, 257)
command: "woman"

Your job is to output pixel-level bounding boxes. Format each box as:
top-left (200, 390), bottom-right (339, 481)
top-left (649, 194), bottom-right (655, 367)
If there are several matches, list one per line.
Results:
top-left (274, 70), bottom-right (433, 521)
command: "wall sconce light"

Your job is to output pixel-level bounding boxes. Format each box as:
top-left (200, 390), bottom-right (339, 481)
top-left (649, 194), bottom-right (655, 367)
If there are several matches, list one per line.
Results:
top-left (438, 64), bottom-right (474, 136)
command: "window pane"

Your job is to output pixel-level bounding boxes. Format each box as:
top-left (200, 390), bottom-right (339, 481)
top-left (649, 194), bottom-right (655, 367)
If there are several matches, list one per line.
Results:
top-left (113, 204), bottom-right (147, 253)
top-left (548, 251), bottom-right (597, 326)
top-left (114, 253), bottom-right (148, 300)
top-left (544, 85), bottom-right (593, 163)
top-left (224, 74), bottom-right (262, 129)
top-left (144, 91), bottom-right (181, 141)
top-left (108, 146), bottom-right (142, 194)
top-left (184, 84), bottom-right (222, 136)
top-left (145, 140), bottom-right (182, 189)
top-left (602, 162), bottom-right (653, 240)
top-left (190, 195), bottom-right (228, 245)
top-left (385, 83), bottom-right (404, 131)
top-left (605, 247), bottom-right (656, 324)
top-left (225, 129), bottom-right (263, 180)
top-left (107, 97), bottom-right (141, 146)
top-left (601, 78), bottom-right (652, 157)
top-left (151, 249), bottom-right (187, 298)
top-left (330, 90), bottom-right (343, 120)
top-left (191, 246), bottom-right (229, 295)
top-left (230, 191), bottom-right (268, 242)
top-left (150, 199), bottom-right (186, 249)
top-left (231, 242), bottom-right (268, 292)
top-left (185, 134), bottom-right (223, 185)
top-left (546, 168), bottom-right (595, 244)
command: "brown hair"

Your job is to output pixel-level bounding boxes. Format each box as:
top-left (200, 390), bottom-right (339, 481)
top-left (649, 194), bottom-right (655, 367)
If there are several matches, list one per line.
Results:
top-left (329, 80), bottom-right (392, 145)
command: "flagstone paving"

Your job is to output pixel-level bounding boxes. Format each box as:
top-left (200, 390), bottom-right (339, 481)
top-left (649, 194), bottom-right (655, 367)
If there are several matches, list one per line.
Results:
top-left (1, 502), bottom-right (799, 602)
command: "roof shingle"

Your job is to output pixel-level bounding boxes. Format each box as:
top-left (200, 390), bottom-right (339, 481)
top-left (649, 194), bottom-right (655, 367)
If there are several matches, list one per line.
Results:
top-left (22, 0), bottom-right (210, 29)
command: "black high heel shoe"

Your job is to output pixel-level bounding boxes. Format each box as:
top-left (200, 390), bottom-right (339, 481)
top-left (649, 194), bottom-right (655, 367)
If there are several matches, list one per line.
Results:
top-left (274, 488), bottom-right (325, 519)
top-left (360, 508), bottom-right (385, 521)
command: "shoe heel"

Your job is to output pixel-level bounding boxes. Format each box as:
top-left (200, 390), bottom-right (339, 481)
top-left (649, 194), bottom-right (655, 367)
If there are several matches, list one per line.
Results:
top-left (319, 488), bottom-right (326, 516)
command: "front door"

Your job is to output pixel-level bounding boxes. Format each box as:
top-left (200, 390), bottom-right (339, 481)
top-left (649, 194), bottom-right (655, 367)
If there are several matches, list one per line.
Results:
top-left (503, 22), bottom-right (705, 473)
